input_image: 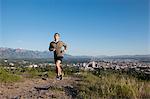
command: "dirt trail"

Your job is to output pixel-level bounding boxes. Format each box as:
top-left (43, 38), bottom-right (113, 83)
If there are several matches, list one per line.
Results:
top-left (0, 77), bottom-right (79, 99)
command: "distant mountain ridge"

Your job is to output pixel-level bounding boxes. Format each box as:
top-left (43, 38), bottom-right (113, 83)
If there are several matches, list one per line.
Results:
top-left (0, 47), bottom-right (149, 59)
top-left (0, 47), bottom-right (72, 59)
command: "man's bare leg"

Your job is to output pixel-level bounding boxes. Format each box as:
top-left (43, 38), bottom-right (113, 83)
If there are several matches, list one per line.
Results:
top-left (56, 60), bottom-right (62, 76)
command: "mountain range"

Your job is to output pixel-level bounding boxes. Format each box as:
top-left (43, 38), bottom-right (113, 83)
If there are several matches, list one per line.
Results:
top-left (0, 47), bottom-right (149, 60)
top-left (0, 47), bottom-right (74, 59)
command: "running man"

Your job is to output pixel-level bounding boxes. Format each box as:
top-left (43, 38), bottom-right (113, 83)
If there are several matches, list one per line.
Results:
top-left (49, 33), bottom-right (67, 80)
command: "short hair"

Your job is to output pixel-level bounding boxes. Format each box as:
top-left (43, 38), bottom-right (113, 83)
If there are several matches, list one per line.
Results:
top-left (54, 33), bottom-right (60, 36)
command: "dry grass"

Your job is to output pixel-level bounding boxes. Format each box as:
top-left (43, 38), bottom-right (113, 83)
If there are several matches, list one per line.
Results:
top-left (74, 71), bottom-right (150, 99)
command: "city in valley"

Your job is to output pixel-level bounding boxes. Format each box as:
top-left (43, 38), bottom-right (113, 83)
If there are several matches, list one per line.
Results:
top-left (1, 57), bottom-right (150, 79)
top-left (0, 48), bottom-right (150, 98)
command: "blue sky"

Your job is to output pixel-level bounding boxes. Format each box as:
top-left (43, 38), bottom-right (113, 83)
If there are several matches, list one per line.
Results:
top-left (0, 0), bottom-right (149, 56)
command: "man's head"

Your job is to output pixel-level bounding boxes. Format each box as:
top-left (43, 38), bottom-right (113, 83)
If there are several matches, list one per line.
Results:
top-left (54, 33), bottom-right (60, 41)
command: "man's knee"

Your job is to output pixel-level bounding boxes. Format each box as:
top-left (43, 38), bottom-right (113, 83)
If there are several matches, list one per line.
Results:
top-left (56, 60), bottom-right (61, 64)
top-left (56, 60), bottom-right (61, 67)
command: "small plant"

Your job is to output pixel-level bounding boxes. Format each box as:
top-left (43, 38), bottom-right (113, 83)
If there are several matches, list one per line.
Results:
top-left (0, 68), bottom-right (21, 83)
top-left (63, 66), bottom-right (79, 76)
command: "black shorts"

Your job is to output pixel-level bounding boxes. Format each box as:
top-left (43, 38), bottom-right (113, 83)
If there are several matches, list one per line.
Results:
top-left (54, 56), bottom-right (63, 63)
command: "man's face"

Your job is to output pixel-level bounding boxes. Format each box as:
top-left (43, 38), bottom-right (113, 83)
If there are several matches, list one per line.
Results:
top-left (54, 34), bottom-right (60, 41)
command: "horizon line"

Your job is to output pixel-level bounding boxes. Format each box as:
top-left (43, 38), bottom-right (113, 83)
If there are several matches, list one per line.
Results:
top-left (0, 47), bottom-right (149, 57)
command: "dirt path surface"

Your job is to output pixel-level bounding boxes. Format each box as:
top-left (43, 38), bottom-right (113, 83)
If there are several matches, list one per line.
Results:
top-left (0, 77), bottom-right (79, 99)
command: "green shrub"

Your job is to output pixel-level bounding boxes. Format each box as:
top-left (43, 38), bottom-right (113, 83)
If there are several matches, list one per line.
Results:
top-left (0, 68), bottom-right (21, 83)
top-left (63, 66), bottom-right (79, 76)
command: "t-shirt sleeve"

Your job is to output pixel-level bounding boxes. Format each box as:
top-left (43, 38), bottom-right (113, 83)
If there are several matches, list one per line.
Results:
top-left (49, 42), bottom-right (54, 51)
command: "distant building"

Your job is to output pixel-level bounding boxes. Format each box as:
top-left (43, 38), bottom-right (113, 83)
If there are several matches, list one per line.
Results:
top-left (9, 63), bottom-right (14, 66)
top-left (28, 64), bottom-right (38, 68)
top-left (4, 59), bottom-right (8, 63)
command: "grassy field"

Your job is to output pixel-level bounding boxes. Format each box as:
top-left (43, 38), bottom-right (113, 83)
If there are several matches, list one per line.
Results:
top-left (0, 68), bottom-right (21, 83)
top-left (0, 66), bottom-right (149, 98)
top-left (74, 70), bottom-right (150, 99)
top-left (0, 66), bottom-right (78, 82)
